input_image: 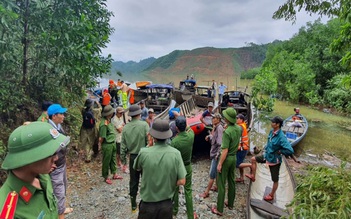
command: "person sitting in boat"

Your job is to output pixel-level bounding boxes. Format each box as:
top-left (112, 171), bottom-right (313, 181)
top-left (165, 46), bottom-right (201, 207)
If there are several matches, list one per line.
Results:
top-left (245, 116), bottom-right (294, 202)
top-left (207, 87), bottom-right (212, 98)
top-left (200, 102), bottom-right (214, 126)
top-left (293, 107), bottom-right (303, 120)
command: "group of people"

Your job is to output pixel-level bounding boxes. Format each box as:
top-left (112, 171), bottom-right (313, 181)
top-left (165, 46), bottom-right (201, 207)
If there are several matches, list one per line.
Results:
top-left (205, 80), bottom-right (228, 104)
top-left (98, 79), bottom-right (132, 110)
top-left (0, 94), bottom-right (299, 218)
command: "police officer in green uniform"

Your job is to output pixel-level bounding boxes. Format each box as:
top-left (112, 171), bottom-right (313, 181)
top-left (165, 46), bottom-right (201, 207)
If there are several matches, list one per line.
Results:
top-left (211, 108), bottom-right (241, 216)
top-left (134, 119), bottom-right (186, 219)
top-left (0, 122), bottom-right (70, 219)
top-left (98, 105), bottom-right (122, 184)
top-left (171, 116), bottom-right (197, 219)
top-left (120, 104), bottom-right (149, 212)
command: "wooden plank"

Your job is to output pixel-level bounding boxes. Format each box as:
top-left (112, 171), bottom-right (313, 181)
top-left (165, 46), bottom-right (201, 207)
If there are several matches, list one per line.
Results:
top-left (250, 199), bottom-right (289, 217)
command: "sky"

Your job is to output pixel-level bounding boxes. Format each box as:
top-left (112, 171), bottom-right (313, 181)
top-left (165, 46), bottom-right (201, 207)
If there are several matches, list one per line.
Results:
top-left (103, 0), bottom-right (326, 62)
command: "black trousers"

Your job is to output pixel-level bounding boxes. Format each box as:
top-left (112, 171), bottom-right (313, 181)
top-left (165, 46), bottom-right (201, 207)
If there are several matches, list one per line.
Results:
top-left (138, 199), bottom-right (172, 219)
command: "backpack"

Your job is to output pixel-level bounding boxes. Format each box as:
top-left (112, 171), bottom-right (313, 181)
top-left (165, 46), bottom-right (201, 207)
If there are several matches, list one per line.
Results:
top-left (82, 109), bottom-right (96, 129)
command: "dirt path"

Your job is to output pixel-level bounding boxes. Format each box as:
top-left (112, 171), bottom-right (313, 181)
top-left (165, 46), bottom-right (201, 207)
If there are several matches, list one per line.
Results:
top-left (65, 152), bottom-right (251, 219)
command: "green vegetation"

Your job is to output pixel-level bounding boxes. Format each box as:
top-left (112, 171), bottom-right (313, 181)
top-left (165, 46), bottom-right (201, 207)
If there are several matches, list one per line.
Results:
top-left (240, 67), bottom-right (261, 79)
top-left (252, 19), bottom-right (351, 113)
top-left (290, 163), bottom-right (351, 218)
top-left (0, 0), bottom-right (114, 158)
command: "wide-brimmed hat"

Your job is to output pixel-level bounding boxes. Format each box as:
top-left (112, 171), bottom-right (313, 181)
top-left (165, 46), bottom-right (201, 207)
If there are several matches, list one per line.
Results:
top-left (47, 104), bottom-right (67, 116)
top-left (102, 105), bottom-right (115, 117)
top-left (128, 104), bottom-right (142, 116)
top-left (2, 122), bottom-right (70, 170)
top-left (149, 119), bottom-right (172, 139)
top-left (84, 99), bottom-right (94, 108)
top-left (223, 107), bottom-right (237, 124)
top-left (116, 106), bottom-right (124, 114)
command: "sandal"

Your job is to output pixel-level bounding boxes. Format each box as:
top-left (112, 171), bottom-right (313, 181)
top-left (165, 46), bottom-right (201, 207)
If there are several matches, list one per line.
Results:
top-left (64, 207), bottom-right (73, 214)
top-left (199, 192), bottom-right (209, 198)
top-left (224, 201), bottom-right (233, 210)
top-left (211, 207), bottom-right (223, 216)
top-left (112, 174), bottom-right (123, 180)
top-left (264, 194), bottom-right (274, 202)
top-left (235, 178), bottom-right (244, 183)
top-left (105, 178), bottom-right (113, 185)
top-left (245, 174), bottom-right (256, 182)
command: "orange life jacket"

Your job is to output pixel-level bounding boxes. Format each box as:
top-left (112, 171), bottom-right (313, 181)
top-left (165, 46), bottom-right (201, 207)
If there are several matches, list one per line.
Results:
top-left (238, 122), bottom-right (249, 151)
top-left (129, 89), bottom-right (135, 104)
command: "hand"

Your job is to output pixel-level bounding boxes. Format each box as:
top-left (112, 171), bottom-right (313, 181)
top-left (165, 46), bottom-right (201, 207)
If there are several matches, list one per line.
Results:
top-left (205, 135), bottom-right (209, 141)
top-left (217, 163), bottom-right (222, 173)
top-left (98, 143), bottom-right (101, 151)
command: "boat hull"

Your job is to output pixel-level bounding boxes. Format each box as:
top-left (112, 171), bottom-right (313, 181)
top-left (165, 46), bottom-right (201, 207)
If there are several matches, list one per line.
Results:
top-left (281, 114), bottom-right (308, 147)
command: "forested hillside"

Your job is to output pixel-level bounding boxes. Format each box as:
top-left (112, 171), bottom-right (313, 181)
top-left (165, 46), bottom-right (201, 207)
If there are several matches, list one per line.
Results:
top-left (111, 45), bottom-right (269, 83)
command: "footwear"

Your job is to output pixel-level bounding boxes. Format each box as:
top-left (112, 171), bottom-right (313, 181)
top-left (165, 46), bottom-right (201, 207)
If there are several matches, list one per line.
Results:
top-left (210, 186), bottom-right (218, 192)
top-left (105, 178), bottom-right (113, 185)
top-left (224, 201), bottom-right (233, 210)
top-left (131, 196), bottom-right (137, 212)
top-left (245, 174), bottom-right (256, 182)
top-left (199, 192), bottom-right (209, 198)
top-left (264, 194), bottom-right (274, 202)
top-left (112, 174), bottom-right (123, 180)
top-left (64, 207), bottom-right (73, 214)
top-left (211, 207), bottom-right (223, 216)
top-left (193, 212), bottom-right (199, 219)
top-left (235, 178), bottom-right (244, 183)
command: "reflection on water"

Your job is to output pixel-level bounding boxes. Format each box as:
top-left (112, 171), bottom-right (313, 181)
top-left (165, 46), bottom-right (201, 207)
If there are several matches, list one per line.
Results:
top-left (249, 100), bottom-right (351, 162)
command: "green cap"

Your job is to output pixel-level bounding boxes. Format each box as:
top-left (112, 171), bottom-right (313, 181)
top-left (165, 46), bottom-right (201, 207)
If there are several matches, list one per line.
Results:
top-left (223, 107), bottom-right (237, 124)
top-left (2, 121), bottom-right (70, 170)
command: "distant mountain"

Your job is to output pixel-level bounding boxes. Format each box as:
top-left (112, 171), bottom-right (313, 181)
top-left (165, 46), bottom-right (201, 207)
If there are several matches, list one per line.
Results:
top-left (109, 44), bottom-right (270, 85)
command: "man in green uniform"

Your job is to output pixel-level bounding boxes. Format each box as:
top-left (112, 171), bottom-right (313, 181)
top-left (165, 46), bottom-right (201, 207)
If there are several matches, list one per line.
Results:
top-left (120, 104), bottom-right (149, 212)
top-left (134, 119), bottom-right (186, 219)
top-left (171, 116), bottom-right (197, 219)
top-left (37, 101), bottom-right (52, 122)
top-left (98, 105), bottom-right (123, 184)
top-left (211, 108), bottom-right (241, 216)
top-left (0, 121), bottom-right (70, 219)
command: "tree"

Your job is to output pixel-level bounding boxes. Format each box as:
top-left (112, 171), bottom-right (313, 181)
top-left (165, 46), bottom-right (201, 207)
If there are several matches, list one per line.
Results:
top-left (273, 0), bottom-right (351, 89)
top-left (0, 0), bottom-right (113, 124)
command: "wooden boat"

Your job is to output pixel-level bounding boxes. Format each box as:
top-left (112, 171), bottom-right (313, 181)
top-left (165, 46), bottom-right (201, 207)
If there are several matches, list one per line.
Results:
top-left (219, 90), bottom-right (254, 131)
top-left (281, 114), bottom-right (308, 147)
top-left (144, 84), bottom-right (174, 115)
top-left (192, 85), bottom-right (215, 108)
top-left (246, 156), bottom-right (296, 219)
top-left (174, 79), bottom-right (197, 104)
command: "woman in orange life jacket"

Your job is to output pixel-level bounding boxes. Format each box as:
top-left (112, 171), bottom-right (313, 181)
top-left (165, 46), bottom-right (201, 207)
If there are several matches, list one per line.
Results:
top-left (101, 89), bottom-right (111, 110)
top-left (235, 114), bottom-right (252, 183)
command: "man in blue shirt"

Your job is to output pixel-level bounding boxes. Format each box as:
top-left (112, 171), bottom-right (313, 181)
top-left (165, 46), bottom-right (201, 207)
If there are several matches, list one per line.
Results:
top-left (218, 82), bottom-right (227, 104)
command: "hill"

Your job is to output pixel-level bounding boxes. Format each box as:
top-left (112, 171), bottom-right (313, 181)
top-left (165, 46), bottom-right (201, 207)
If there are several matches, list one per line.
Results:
top-left (109, 44), bottom-right (269, 86)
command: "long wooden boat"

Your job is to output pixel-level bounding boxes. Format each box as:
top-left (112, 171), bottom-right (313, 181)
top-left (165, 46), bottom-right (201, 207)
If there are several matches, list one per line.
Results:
top-left (174, 79), bottom-right (197, 104)
top-left (246, 156), bottom-right (296, 219)
top-left (144, 84), bottom-right (174, 115)
top-left (192, 85), bottom-right (215, 108)
top-left (281, 114), bottom-right (308, 147)
top-left (219, 90), bottom-right (254, 131)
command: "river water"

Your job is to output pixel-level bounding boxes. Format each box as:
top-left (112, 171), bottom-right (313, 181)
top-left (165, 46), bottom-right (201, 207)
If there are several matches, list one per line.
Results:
top-left (249, 99), bottom-right (351, 164)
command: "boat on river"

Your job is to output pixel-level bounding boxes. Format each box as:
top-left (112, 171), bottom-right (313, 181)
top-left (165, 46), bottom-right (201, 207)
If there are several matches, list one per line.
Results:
top-left (174, 79), bottom-right (197, 104)
top-left (192, 85), bottom-right (215, 108)
top-left (144, 83), bottom-right (175, 115)
top-left (281, 114), bottom-right (308, 147)
top-left (219, 90), bottom-right (253, 131)
top-left (246, 156), bottom-right (296, 219)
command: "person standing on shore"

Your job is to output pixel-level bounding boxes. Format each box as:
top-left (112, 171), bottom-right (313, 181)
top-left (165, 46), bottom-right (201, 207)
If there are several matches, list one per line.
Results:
top-left (134, 119), bottom-right (186, 219)
top-left (47, 103), bottom-right (73, 218)
top-left (99, 105), bottom-right (123, 185)
top-left (0, 122), bottom-right (70, 219)
top-left (211, 108), bottom-right (241, 216)
top-left (245, 116), bottom-right (294, 202)
top-left (121, 104), bottom-right (149, 212)
top-left (171, 116), bottom-right (197, 219)
top-left (235, 114), bottom-right (251, 183)
top-left (111, 106), bottom-right (125, 170)
top-left (199, 113), bottom-right (224, 198)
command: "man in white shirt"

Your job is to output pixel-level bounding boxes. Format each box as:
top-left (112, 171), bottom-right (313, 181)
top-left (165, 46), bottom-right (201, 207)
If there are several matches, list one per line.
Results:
top-left (218, 82), bottom-right (227, 104)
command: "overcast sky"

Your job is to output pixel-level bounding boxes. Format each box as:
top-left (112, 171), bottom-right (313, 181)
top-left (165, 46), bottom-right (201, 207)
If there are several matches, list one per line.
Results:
top-left (103, 0), bottom-right (326, 62)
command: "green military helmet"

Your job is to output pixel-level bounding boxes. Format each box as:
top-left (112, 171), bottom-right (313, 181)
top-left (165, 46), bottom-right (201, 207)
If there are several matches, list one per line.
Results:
top-left (223, 107), bottom-right (237, 124)
top-left (2, 121), bottom-right (70, 170)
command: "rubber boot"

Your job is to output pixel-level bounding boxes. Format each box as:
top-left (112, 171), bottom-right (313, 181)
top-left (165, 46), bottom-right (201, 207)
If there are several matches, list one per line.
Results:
top-left (131, 196), bottom-right (137, 213)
